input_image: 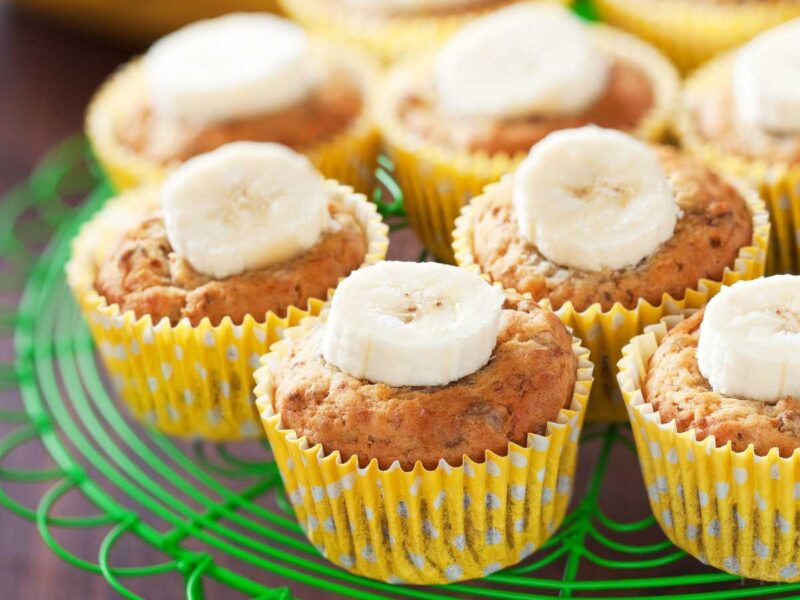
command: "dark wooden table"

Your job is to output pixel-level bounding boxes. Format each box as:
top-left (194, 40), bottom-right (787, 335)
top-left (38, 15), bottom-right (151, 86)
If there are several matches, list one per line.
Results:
top-left (0, 4), bottom-right (788, 599)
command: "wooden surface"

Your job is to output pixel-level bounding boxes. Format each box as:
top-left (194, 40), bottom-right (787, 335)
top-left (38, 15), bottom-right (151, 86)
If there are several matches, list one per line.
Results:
top-left (0, 4), bottom-right (777, 599)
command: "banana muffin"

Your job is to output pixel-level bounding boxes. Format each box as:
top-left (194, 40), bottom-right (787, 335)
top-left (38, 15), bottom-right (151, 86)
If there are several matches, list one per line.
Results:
top-left (644, 307), bottom-right (800, 458)
top-left (96, 205), bottom-right (366, 326)
top-left (464, 140), bottom-right (753, 312)
top-left (272, 272), bottom-right (577, 470)
top-left (86, 13), bottom-right (378, 190)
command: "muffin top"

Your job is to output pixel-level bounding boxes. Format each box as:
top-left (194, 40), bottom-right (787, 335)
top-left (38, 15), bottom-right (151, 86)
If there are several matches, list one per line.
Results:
top-left (96, 208), bottom-right (366, 326)
top-left (387, 4), bottom-right (673, 155)
top-left (645, 277), bottom-right (800, 457)
top-left (108, 14), bottom-right (367, 165)
top-left (273, 262), bottom-right (577, 469)
top-left (95, 143), bottom-right (369, 326)
top-left (687, 19), bottom-right (800, 165)
top-left (466, 128), bottom-right (753, 312)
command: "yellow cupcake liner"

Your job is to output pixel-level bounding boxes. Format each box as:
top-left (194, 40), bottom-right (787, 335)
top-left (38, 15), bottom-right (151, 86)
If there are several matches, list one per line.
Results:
top-left (65, 182), bottom-right (389, 441)
top-left (618, 314), bottom-right (800, 582)
top-left (13, 0), bottom-right (282, 46)
top-left (377, 24), bottom-right (680, 262)
top-left (254, 310), bottom-right (593, 584)
top-left (595, 0), bottom-right (800, 73)
top-left (452, 177), bottom-right (770, 423)
top-left (278, 0), bottom-right (567, 64)
top-left (86, 44), bottom-right (381, 194)
top-left (674, 54), bottom-right (800, 275)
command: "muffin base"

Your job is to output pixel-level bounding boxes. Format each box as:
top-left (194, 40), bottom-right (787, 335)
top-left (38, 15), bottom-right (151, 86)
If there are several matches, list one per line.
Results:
top-left (619, 315), bottom-right (800, 582)
top-left (67, 183), bottom-right (389, 441)
top-left (453, 177), bottom-right (770, 422)
top-left (255, 311), bottom-right (593, 584)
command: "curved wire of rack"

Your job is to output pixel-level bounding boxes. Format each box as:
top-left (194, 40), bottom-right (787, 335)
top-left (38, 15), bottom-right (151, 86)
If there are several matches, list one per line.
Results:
top-left (1, 137), bottom-right (798, 599)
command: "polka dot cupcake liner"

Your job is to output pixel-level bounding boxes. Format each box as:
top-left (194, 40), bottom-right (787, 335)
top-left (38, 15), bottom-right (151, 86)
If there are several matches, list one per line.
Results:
top-left (594, 0), bottom-right (800, 73)
top-left (277, 0), bottom-right (567, 64)
top-left (452, 176), bottom-right (770, 423)
top-left (674, 53), bottom-right (800, 275)
top-left (86, 43), bottom-right (381, 194)
top-left (618, 314), bottom-right (800, 582)
top-left (66, 182), bottom-right (389, 441)
top-left (376, 24), bottom-right (679, 262)
top-left (254, 312), bottom-right (593, 584)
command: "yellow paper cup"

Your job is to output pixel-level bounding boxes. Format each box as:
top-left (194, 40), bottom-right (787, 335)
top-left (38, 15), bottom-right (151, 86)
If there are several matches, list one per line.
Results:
top-left (278, 0), bottom-right (568, 64)
top-left (618, 315), bottom-right (800, 582)
top-left (674, 53), bottom-right (800, 275)
top-left (66, 182), bottom-right (389, 441)
top-left (377, 25), bottom-right (680, 262)
top-left (594, 0), bottom-right (800, 73)
top-left (452, 177), bottom-right (770, 422)
top-left (254, 311), bottom-right (593, 584)
top-left (86, 44), bottom-right (381, 194)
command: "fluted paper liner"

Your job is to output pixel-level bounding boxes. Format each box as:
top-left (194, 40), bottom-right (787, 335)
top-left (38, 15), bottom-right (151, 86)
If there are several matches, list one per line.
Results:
top-left (618, 315), bottom-right (800, 582)
top-left (674, 53), bottom-right (800, 275)
top-left (86, 44), bottom-right (381, 193)
top-left (377, 25), bottom-right (679, 262)
top-left (595, 0), bottom-right (800, 73)
top-left (254, 313), bottom-right (593, 584)
top-left (66, 182), bottom-right (389, 441)
top-left (277, 0), bottom-right (567, 64)
top-left (453, 176), bottom-right (770, 422)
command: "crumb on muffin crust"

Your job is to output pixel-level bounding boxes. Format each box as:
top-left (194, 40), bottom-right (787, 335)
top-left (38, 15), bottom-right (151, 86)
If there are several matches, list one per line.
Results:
top-left (273, 292), bottom-right (577, 470)
top-left (95, 204), bottom-right (367, 326)
top-left (469, 146), bottom-right (754, 312)
top-left (644, 310), bottom-right (800, 458)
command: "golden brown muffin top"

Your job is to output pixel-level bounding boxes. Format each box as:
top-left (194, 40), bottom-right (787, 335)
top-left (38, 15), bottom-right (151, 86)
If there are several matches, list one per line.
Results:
top-left (95, 205), bottom-right (367, 326)
top-left (645, 310), bottom-right (800, 458)
top-left (117, 65), bottom-right (363, 166)
top-left (688, 71), bottom-right (800, 166)
top-left (469, 146), bottom-right (754, 312)
top-left (397, 56), bottom-right (653, 156)
top-left (274, 292), bottom-right (577, 470)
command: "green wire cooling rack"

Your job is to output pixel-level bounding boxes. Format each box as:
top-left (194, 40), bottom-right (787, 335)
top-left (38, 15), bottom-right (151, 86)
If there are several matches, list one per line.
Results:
top-left (1, 137), bottom-right (799, 600)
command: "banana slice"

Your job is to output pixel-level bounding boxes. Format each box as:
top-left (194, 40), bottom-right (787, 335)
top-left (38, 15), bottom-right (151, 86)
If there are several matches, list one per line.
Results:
top-left (434, 3), bottom-right (610, 119)
top-left (144, 13), bottom-right (317, 124)
top-left (162, 142), bottom-right (330, 280)
top-left (733, 19), bottom-right (800, 134)
top-left (698, 276), bottom-right (800, 403)
top-left (512, 126), bottom-right (678, 272)
top-left (322, 261), bottom-right (505, 387)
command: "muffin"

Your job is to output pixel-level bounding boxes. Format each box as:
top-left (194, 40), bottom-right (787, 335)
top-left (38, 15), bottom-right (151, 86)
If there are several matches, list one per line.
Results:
top-left (454, 126), bottom-right (770, 422)
top-left (255, 261), bottom-right (593, 583)
top-left (595, 0), bottom-right (800, 72)
top-left (86, 13), bottom-right (379, 193)
top-left (618, 276), bottom-right (800, 582)
top-left (277, 0), bottom-right (567, 64)
top-left (674, 19), bottom-right (800, 274)
top-left (378, 3), bottom-right (679, 261)
top-left (67, 142), bottom-right (388, 440)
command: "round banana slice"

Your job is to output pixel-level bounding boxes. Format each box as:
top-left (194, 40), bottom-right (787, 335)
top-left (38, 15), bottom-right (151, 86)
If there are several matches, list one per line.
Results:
top-left (144, 13), bottom-right (316, 124)
top-left (733, 19), bottom-right (800, 134)
top-left (162, 142), bottom-right (330, 280)
top-left (343, 0), bottom-right (482, 12)
top-left (512, 126), bottom-right (678, 272)
top-left (698, 276), bottom-right (800, 403)
top-left (322, 261), bottom-right (505, 387)
top-left (434, 3), bottom-right (610, 119)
